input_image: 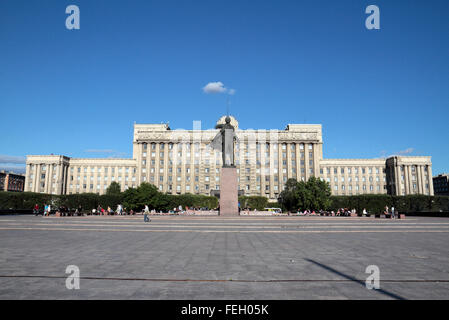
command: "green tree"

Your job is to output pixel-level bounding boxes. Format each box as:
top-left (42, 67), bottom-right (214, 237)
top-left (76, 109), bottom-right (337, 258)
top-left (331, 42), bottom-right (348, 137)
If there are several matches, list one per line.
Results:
top-left (106, 181), bottom-right (121, 195)
top-left (137, 182), bottom-right (160, 210)
top-left (306, 176), bottom-right (331, 210)
top-left (122, 187), bottom-right (139, 211)
top-left (278, 177), bottom-right (331, 212)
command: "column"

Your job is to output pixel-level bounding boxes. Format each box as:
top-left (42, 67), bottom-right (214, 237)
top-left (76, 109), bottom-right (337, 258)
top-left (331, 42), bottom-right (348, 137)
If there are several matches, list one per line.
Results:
top-left (304, 144), bottom-right (310, 181)
top-left (420, 165), bottom-right (427, 195)
top-left (136, 143), bottom-right (142, 185)
top-left (404, 166), bottom-right (410, 195)
top-left (64, 165), bottom-right (69, 195)
top-left (260, 143), bottom-right (266, 197)
top-left (277, 143), bottom-right (283, 194)
top-left (428, 165), bottom-right (434, 195)
top-left (269, 143), bottom-right (275, 200)
top-left (295, 143), bottom-right (301, 182)
top-left (286, 143), bottom-right (292, 180)
top-left (415, 165), bottom-right (421, 194)
top-left (171, 143), bottom-right (177, 193)
top-left (155, 143), bottom-right (160, 190)
top-left (250, 139), bottom-right (257, 196)
top-left (313, 142), bottom-right (320, 177)
top-left (394, 165), bottom-right (401, 195)
top-left (181, 143), bottom-right (186, 193)
top-left (57, 164), bottom-right (63, 194)
top-left (163, 142), bottom-right (169, 194)
top-left (407, 165), bottom-right (413, 194)
top-left (337, 166), bottom-right (342, 195)
top-left (145, 143), bottom-right (151, 185)
top-left (46, 164), bottom-right (53, 194)
top-left (197, 143), bottom-right (204, 195)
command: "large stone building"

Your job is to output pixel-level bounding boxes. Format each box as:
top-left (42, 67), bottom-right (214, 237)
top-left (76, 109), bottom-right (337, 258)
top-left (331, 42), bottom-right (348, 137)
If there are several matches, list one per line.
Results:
top-left (25, 116), bottom-right (434, 199)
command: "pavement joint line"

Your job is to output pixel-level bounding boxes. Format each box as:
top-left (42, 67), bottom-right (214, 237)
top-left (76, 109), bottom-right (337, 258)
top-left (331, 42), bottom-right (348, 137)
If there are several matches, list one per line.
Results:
top-left (1, 227), bottom-right (449, 233)
top-left (0, 220), bottom-right (437, 226)
top-left (1, 275), bottom-right (448, 283)
top-left (1, 222), bottom-right (449, 229)
top-left (34, 216), bottom-right (420, 221)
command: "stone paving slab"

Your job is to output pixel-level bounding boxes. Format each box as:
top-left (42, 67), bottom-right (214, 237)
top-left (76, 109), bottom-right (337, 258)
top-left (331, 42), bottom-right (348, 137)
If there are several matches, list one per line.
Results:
top-left (0, 215), bottom-right (448, 299)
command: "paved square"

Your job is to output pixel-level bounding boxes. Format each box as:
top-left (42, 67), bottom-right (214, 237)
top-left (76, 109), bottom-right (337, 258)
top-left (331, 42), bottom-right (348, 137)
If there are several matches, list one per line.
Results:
top-left (0, 215), bottom-right (449, 299)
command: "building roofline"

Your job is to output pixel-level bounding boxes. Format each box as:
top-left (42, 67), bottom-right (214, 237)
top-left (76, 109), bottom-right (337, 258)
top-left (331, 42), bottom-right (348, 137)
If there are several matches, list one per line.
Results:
top-left (321, 158), bottom-right (386, 161)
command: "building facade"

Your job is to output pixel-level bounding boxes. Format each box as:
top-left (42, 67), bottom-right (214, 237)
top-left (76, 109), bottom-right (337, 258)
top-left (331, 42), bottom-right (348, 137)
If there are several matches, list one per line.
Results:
top-left (25, 116), bottom-right (434, 199)
top-left (0, 171), bottom-right (25, 192)
top-left (433, 174), bottom-right (449, 195)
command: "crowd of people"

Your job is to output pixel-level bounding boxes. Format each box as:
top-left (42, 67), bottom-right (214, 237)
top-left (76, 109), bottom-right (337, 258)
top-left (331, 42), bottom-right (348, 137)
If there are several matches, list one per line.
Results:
top-left (287, 208), bottom-right (371, 217)
top-left (32, 203), bottom-right (212, 217)
top-left (32, 203), bottom-right (398, 219)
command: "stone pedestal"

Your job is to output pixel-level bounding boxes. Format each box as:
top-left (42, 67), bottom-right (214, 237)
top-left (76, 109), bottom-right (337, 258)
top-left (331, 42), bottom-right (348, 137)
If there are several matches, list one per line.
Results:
top-left (220, 167), bottom-right (238, 216)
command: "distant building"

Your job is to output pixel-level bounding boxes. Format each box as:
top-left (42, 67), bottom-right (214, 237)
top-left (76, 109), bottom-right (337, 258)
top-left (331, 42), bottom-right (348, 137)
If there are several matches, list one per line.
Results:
top-left (433, 174), bottom-right (449, 196)
top-left (0, 171), bottom-right (25, 192)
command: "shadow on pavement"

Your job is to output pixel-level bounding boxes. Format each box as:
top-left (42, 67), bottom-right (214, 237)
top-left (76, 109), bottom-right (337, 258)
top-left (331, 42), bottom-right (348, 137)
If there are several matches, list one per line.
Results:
top-left (305, 258), bottom-right (406, 300)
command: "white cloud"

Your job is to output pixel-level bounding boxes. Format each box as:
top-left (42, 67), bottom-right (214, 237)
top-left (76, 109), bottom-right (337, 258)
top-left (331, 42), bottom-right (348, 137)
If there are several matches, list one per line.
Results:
top-left (202, 82), bottom-right (235, 95)
top-left (0, 155), bottom-right (26, 164)
top-left (203, 82), bottom-right (227, 94)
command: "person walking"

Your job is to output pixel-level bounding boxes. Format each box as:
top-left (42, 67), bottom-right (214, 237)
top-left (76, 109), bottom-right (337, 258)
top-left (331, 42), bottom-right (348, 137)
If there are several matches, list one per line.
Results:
top-left (391, 206), bottom-right (396, 219)
top-left (144, 205), bottom-right (150, 222)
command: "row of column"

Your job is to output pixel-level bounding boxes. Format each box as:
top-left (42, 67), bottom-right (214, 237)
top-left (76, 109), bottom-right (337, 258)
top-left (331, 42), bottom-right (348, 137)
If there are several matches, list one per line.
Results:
top-left (135, 141), bottom-right (321, 199)
top-left (402, 165), bottom-right (432, 195)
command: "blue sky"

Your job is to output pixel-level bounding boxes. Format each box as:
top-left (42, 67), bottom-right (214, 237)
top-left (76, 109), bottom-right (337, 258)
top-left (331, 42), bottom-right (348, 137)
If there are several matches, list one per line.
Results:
top-left (1, 0), bottom-right (448, 174)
